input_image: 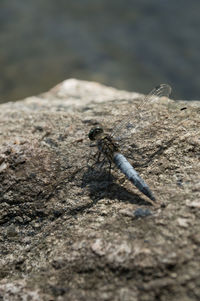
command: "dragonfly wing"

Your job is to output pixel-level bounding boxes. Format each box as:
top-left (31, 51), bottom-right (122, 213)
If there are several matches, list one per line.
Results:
top-left (111, 84), bottom-right (172, 142)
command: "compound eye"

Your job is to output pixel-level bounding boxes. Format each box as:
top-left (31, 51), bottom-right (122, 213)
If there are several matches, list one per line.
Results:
top-left (88, 129), bottom-right (95, 140)
top-left (88, 126), bottom-right (103, 140)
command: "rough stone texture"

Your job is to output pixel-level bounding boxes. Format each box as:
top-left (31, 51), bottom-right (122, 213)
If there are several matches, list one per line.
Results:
top-left (0, 79), bottom-right (199, 301)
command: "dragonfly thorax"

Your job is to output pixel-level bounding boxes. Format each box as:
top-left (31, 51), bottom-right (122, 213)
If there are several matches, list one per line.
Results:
top-left (88, 126), bottom-right (104, 141)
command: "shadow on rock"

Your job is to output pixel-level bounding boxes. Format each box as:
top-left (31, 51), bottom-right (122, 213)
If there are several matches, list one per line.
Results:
top-left (81, 165), bottom-right (151, 207)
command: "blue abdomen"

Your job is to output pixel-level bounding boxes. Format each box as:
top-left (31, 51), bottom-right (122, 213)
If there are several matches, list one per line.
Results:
top-left (113, 153), bottom-right (155, 201)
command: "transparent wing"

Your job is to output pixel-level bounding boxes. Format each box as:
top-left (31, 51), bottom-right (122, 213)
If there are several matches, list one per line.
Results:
top-left (111, 84), bottom-right (172, 141)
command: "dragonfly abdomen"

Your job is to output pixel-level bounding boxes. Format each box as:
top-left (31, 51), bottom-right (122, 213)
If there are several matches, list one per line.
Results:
top-left (113, 153), bottom-right (155, 201)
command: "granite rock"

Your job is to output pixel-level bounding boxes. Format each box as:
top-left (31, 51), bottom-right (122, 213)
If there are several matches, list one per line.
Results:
top-left (0, 79), bottom-right (199, 300)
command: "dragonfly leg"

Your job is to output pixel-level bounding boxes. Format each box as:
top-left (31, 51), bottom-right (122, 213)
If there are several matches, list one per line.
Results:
top-left (98, 158), bottom-right (112, 177)
top-left (88, 151), bottom-right (103, 168)
top-left (88, 143), bottom-right (100, 166)
top-left (98, 157), bottom-right (106, 169)
top-left (96, 151), bottom-right (102, 163)
top-left (108, 161), bottom-right (112, 174)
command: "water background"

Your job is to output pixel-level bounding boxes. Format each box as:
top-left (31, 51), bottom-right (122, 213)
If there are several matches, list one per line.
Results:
top-left (0, 0), bottom-right (199, 103)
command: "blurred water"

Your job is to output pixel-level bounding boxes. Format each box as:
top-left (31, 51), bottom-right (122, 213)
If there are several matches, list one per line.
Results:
top-left (0, 0), bottom-right (200, 102)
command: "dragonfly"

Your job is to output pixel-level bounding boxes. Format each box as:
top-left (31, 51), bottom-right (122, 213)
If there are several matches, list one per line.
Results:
top-left (88, 84), bottom-right (172, 202)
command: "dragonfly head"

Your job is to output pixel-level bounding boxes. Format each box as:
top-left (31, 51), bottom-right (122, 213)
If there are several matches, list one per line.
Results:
top-left (88, 126), bottom-right (104, 141)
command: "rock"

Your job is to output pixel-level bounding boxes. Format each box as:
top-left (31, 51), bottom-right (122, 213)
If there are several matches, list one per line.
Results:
top-left (0, 79), bottom-right (199, 300)
top-left (186, 199), bottom-right (200, 208)
top-left (133, 208), bottom-right (153, 218)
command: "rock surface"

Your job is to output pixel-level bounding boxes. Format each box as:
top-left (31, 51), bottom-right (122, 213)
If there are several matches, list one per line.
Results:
top-left (0, 79), bottom-right (199, 300)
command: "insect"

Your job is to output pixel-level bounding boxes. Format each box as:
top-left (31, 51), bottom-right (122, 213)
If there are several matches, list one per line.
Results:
top-left (88, 84), bottom-right (172, 202)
